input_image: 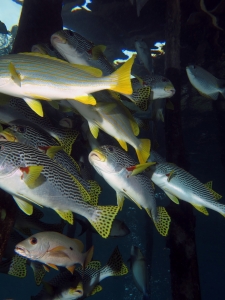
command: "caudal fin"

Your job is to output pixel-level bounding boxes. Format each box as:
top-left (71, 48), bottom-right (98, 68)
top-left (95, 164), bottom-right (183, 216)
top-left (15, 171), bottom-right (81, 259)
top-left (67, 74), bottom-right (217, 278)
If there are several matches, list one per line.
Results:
top-left (128, 86), bottom-right (151, 111)
top-left (109, 55), bottom-right (135, 95)
top-left (8, 254), bottom-right (27, 278)
top-left (105, 246), bottom-right (128, 276)
top-left (53, 127), bottom-right (79, 156)
top-left (136, 138), bottom-right (151, 164)
top-left (89, 205), bottom-right (120, 238)
top-left (153, 207), bottom-right (171, 236)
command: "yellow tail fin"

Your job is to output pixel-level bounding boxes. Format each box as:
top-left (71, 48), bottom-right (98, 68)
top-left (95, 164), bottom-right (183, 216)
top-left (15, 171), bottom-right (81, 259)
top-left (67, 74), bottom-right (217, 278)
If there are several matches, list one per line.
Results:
top-left (153, 207), bottom-right (171, 236)
top-left (109, 55), bottom-right (135, 95)
top-left (136, 138), bottom-right (151, 164)
top-left (89, 205), bottom-right (120, 238)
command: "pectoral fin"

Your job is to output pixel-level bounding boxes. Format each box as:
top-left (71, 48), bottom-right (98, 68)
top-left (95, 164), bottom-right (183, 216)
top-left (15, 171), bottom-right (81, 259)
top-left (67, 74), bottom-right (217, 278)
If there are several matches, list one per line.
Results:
top-left (117, 139), bottom-right (127, 151)
top-left (23, 98), bottom-right (43, 117)
top-left (116, 192), bottom-right (124, 211)
top-left (20, 165), bottom-right (44, 188)
top-left (38, 146), bottom-right (63, 159)
top-left (67, 265), bottom-right (76, 274)
top-left (46, 263), bottom-right (59, 271)
top-left (13, 196), bottom-right (33, 215)
top-left (9, 62), bottom-right (21, 87)
top-left (166, 170), bottom-right (175, 182)
top-left (91, 45), bottom-right (106, 59)
top-left (88, 122), bottom-right (99, 138)
top-left (126, 162), bottom-right (156, 176)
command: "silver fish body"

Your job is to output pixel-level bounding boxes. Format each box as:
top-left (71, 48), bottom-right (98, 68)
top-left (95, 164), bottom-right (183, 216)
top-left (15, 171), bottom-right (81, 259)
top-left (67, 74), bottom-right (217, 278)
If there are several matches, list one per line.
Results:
top-left (51, 30), bottom-right (115, 76)
top-left (150, 162), bottom-right (225, 216)
top-left (135, 39), bottom-right (153, 74)
top-left (0, 141), bottom-right (119, 238)
top-left (15, 231), bottom-right (92, 269)
top-left (89, 145), bottom-right (170, 236)
top-left (186, 65), bottom-right (225, 100)
top-left (130, 246), bottom-right (150, 300)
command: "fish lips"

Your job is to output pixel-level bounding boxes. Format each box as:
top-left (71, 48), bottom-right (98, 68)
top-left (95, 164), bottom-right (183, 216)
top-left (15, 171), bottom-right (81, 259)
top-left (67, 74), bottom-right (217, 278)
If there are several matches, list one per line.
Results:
top-left (15, 245), bottom-right (31, 259)
top-left (88, 150), bottom-right (106, 163)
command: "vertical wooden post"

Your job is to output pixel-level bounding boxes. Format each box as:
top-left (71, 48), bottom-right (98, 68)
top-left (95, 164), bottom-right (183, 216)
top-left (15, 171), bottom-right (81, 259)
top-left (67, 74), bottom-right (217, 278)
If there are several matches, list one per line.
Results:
top-left (12, 0), bottom-right (63, 54)
top-left (164, 0), bottom-right (201, 299)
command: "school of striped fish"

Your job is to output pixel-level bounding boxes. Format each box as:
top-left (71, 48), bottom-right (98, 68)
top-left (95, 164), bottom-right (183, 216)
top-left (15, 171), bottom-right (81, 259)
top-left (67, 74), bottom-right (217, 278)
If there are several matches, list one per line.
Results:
top-left (0, 14), bottom-right (224, 299)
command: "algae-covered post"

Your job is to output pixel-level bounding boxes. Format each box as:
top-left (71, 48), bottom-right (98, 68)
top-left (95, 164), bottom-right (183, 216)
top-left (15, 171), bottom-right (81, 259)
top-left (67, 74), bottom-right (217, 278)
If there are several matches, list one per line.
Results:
top-left (164, 0), bottom-right (201, 299)
top-left (12, 0), bottom-right (63, 53)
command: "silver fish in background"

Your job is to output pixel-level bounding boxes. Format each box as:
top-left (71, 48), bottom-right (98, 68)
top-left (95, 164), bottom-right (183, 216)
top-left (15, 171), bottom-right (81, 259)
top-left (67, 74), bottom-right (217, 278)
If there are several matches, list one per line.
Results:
top-left (0, 141), bottom-right (119, 238)
top-left (0, 96), bottom-right (79, 155)
top-left (14, 206), bottom-right (65, 236)
top-left (186, 65), bottom-right (225, 100)
top-left (31, 43), bottom-right (66, 60)
top-left (15, 231), bottom-right (94, 273)
top-left (149, 162), bottom-right (225, 216)
top-left (31, 246), bottom-right (127, 300)
top-left (129, 246), bottom-right (150, 300)
top-left (0, 53), bottom-right (134, 116)
top-left (67, 93), bottom-right (151, 164)
top-left (135, 38), bottom-right (153, 74)
top-left (89, 145), bottom-right (171, 236)
top-left (51, 30), bottom-right (115, 76)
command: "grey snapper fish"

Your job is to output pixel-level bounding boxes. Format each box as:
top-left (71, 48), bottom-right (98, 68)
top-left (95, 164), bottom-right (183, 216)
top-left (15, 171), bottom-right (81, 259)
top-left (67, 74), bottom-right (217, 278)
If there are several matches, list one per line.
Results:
top-left (67, 91), bottom-right (151, 164)
top-left (51, 30), bottom-right (115, 76)
top-left (149, 162), bottom-right (225, 217)
top-left (1, 124), bottom-right (101, 205)
top-left (0, 141), bottom-right (119, 238)
top-left (31, 246), bottom-right (127, 300)
top-left (0, 96), bottom-right (79, 155)
top-left (129, 246), bottom-right (150, 300)
top-left (186, 65), bottom-right (225, 100)
top-left (89, 145), bottom-right (171, 236)
top-left (15, 231), bottom-right (94, 273)
top-left (0, 53), bottom-right (134, 116)
top-left (135, 39), bottom-right (153, 74)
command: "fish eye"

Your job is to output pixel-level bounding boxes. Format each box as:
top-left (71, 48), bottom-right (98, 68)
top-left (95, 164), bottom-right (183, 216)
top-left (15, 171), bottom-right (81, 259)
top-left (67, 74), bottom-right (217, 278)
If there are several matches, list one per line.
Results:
top-left (162, 77), bottom-right (169, 82)
top-left (108, 146), bottom-right (114, 152)
top-left (17, 126), bottom-right (26, 133)
top-left (0, 145), bottom-right (4, 150)
top-left (30, 237), bottom-right (37, 245)
top-left (76, 290), bottom-right (83, 294)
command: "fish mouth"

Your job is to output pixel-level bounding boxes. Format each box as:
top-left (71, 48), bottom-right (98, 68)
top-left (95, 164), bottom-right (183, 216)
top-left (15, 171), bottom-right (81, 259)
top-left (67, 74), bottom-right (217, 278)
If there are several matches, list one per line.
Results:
top-left (51, 34), bottom-right (67, 45)
top-left (89, 150), bottom-right (106, 162)
top-left (164, 86), bottom-right (176, 96)
top-left (0, 130), bottom-right (17, 142)
top-left (15, 246), bottom-right (30, 258)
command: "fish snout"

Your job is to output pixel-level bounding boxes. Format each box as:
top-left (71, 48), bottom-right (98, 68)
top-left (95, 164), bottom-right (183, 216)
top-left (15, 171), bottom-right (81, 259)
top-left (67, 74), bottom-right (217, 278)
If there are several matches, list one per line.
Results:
top-left (15, 245), bottom-right (30, 258)
top-left (51, 34), bottom-right (67, 45)
top-left (164, 86), bottom-right (176, 96)
top-left (89, 150), bottom-right (106, 162)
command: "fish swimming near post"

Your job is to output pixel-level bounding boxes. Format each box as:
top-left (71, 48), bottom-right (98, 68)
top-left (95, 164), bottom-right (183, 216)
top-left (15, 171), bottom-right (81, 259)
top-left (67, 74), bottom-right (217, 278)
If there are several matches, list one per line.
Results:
top-left (186, 64), bottom-right (225, 100)
top-left (149, 162), bottom-right (225, 217)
